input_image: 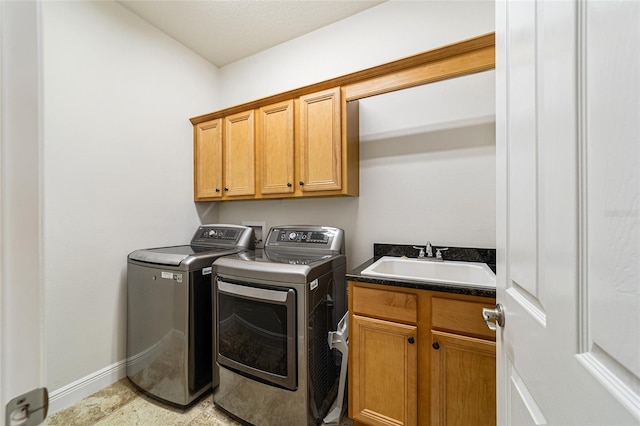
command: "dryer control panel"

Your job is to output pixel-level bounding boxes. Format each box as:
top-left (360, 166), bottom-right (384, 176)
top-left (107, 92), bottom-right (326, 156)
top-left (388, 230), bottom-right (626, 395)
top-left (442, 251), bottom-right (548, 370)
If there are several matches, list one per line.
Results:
top-left (277, 230), bottom-right (329, 244)
top-left (266, 226), bottom-right (344, 254)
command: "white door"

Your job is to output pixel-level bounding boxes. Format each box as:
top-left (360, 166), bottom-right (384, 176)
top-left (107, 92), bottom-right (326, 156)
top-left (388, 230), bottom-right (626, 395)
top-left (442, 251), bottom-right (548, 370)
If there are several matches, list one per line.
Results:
top-left (495, 0), bottom-right (639, 424)
top-left (0, 1), bottom-right (47, 425)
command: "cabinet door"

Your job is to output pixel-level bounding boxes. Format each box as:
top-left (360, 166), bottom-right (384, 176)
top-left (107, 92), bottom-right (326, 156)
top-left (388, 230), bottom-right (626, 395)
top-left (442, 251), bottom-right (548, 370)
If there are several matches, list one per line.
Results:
top-left (194, 119), bottom-right (223, 199)
top-left (299, 87), bottom-right (342, 192)
top-left (257, 100), bottom-right (294, 195)
top-left (224, 110), bottom-right (255, 197)
top-left (351, 314), bottom-right (417, 426)
top-left (430, 330), bottom-right (496, 426)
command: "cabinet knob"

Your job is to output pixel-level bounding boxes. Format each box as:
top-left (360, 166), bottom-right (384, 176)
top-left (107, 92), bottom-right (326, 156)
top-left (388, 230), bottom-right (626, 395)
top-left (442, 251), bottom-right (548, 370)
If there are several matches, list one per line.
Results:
top-left (287, 182), bottom-right (292, 187)
top-left (224, 187), bottom-right (229, 191)
top-left (215, 188), bottom-right (220, 193)
top-left (408, 336), bottom-right (415, 344)
top-left (299, 181), bottom-right (304, 186)
top-left (432, 341), bottom-right (440, 350)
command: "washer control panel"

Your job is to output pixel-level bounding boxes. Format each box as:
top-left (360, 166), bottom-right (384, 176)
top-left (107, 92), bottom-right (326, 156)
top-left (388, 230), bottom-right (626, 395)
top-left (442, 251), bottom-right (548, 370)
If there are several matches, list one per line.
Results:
top-left (200, 228), bottom-right (240, 241)
top-left (190, 225), bottom-right (255, 248)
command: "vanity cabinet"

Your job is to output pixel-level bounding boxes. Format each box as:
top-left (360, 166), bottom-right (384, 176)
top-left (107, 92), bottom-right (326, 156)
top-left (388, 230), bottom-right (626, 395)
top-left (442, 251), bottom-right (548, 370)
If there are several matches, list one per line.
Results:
top-left (350, 286), bottom-right (418, 426)
top-left (430, 298), bottom-right (496, 426)
top-left (348, 281), bottom-right (496, 426)
top-left (193, 110), bottom-right (255, 201)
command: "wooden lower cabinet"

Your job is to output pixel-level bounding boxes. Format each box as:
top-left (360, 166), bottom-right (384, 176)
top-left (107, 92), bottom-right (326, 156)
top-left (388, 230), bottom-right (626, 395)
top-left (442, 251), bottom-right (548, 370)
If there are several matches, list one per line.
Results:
top-left (351, 315), bottom-right (418, 426)
top-left (349, 281), bottom-right (496, 426)
top-left (430, 330), bottom-right (496, 426)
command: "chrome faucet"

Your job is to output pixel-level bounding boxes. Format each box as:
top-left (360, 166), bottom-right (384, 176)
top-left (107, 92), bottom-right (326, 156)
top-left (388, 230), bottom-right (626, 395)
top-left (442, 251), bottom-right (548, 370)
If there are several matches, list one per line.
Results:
top-left (413, 241), bottom-right (434, 259)
top-left (413, 242), bottom-right (449, 261)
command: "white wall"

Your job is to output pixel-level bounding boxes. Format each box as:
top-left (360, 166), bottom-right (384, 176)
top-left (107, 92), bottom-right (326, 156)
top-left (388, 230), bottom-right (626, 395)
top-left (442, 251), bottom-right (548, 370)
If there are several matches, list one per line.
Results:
top-left (40, 0), bottom-right (220, 400)
top-left (218, 0), bottom-right (495, 107)
top-left (217, 1), bottom-right (496, 268)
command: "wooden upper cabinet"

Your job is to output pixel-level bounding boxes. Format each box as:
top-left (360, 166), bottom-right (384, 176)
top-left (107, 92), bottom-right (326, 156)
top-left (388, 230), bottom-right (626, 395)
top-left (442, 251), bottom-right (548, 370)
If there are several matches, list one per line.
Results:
top-left (224, 110), bottom-right (255, 197)
top-left (191, 33), bottom-right (495, 201)
top-left (257, 100), bottom-right (295, 195)
top-left (194, 119), bottom-right (223, 200)
top-left (299, 87), bottom-right (342, 192)
top-left (191, 87), bottom-right (358, 201)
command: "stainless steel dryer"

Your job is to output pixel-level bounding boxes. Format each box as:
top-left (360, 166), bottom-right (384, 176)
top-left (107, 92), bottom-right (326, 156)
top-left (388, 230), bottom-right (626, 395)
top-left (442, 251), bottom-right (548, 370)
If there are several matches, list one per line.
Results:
top-left (126, 224), bottom-right (254, 407)
top-left (212, 225), bottom-right (347, 425)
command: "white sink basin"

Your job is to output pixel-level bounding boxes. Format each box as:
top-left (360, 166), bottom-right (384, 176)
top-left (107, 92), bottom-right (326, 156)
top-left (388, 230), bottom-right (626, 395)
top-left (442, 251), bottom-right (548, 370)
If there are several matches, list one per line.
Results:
top-left (361, 256), bottom-right (496, 287)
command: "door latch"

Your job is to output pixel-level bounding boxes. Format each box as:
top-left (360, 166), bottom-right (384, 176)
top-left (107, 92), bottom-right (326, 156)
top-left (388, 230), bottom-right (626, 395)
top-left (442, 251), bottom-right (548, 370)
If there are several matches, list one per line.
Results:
top-left (482, 303), bottom-right (505, 331)
top-left (5, 388), bottom-right (48, 426)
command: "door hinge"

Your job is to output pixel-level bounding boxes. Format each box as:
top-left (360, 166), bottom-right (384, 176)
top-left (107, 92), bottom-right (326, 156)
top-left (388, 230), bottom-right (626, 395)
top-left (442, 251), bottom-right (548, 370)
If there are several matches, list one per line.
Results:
top-left (5, 388), bottom-right (48, 426)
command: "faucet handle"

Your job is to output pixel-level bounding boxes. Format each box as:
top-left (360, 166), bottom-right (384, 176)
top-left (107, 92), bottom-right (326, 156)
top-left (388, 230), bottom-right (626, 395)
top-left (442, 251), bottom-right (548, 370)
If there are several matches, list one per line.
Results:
top-left (435, 247), bottom-right (449, 260)
top-left (413, 246), bottom-right (426, 258)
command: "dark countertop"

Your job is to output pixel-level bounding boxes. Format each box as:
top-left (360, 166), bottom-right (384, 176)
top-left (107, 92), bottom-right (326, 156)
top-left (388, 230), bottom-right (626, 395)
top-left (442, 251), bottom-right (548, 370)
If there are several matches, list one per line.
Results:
top-left (347, 249), bottom-right (497, 299)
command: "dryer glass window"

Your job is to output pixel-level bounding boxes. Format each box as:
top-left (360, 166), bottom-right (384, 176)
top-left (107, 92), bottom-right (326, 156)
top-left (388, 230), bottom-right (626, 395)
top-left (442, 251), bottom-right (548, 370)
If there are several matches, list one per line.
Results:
top-left (218, 294), bottom-right (288, 375)
top-left (216, 280), bottom-right (297, 390)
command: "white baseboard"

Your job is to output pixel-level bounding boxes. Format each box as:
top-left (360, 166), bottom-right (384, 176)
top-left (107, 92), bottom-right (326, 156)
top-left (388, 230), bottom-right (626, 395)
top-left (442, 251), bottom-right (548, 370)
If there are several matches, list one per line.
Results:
top-left (48, 359), bottom-right (127, 416)
top-left (48, 330), bottom-right (185, 416)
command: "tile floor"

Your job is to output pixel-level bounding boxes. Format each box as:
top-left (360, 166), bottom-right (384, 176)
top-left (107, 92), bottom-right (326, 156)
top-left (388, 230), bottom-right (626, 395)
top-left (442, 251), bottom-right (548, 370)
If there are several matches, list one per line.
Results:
top-left (47, 379), bottom-right (238, 426)
top-left (47, 379), bottom-right (353, 426)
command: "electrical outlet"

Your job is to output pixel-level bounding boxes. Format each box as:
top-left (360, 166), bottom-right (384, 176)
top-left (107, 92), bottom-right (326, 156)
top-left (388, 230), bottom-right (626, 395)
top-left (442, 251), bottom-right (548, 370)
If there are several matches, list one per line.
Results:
top-left (242, 221), bottom-right (266, 248)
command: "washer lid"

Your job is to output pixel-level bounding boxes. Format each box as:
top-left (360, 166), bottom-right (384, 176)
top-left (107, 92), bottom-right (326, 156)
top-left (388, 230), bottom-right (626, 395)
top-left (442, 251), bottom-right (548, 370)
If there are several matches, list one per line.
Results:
top-left (129, 245), bottom-right (228, 266)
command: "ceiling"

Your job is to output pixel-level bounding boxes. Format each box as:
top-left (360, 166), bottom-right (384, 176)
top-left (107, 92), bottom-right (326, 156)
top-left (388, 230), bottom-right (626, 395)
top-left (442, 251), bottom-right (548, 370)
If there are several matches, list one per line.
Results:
top-left (117, 0), bottom-right (386, 67)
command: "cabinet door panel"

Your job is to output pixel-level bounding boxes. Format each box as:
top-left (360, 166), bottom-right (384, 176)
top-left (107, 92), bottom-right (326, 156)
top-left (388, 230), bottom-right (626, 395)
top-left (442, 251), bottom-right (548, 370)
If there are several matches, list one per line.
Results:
top-left (257, 100), bottom-right (294, 195)
top-left (351, 314), bottom-right (417, 426)
top-left (430, 330), bottom-right (496, 426)
top-left (224, 110), bottom-right (255, 197)
top-left (194, 119), bottom-right (222, 199)
top-left (299, 87), bottom-right (342, 192)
